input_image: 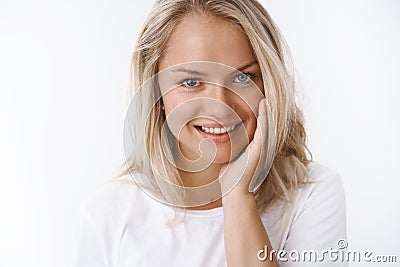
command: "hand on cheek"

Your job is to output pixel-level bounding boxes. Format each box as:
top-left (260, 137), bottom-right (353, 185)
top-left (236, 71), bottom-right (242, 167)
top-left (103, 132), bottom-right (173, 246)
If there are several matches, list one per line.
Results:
top-left (219, 98), bottom-right (271, 197)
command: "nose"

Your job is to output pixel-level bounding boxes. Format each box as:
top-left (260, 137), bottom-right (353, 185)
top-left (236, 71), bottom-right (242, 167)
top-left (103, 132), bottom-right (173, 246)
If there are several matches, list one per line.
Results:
top-left (207, 83), bottom-right (231, 102)
top-left (206, 83), bottom-right (236, 116)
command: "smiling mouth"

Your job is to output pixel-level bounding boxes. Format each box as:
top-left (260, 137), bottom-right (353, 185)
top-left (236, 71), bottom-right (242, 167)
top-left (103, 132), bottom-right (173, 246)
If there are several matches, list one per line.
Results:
top-left (194, 124), bottom-right (239, 135)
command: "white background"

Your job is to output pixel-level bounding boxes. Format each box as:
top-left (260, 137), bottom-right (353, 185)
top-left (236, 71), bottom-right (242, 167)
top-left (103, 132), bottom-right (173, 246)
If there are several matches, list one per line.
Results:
top-left (0, 0), bottom-right (399, 266)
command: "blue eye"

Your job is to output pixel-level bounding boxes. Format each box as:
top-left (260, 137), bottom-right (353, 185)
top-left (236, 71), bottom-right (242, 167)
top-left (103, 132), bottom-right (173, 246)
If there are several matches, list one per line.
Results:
top-left (182, 78), bottom-right (201, 88)
top-left (233, 73), bottom-right (252, 83)
top-left (234, 73), bottom-right (250, 83)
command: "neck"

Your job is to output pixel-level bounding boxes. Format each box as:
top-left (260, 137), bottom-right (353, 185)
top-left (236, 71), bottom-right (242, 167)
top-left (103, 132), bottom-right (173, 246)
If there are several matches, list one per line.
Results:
top-left (178, 163), bottom-right (221, 187)
top-left (178, 163), bottom-right (224, 210)
top-left (173, 140), bottom-right (226, 210)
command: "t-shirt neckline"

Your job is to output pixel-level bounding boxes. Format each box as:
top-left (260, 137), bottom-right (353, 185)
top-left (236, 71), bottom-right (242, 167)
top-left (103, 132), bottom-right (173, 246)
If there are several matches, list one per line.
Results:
top-left (183, 206), bottom-right (224, 217)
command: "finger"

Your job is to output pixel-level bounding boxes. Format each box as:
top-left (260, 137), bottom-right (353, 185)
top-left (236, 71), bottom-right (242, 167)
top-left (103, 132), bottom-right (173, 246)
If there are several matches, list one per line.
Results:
top-left (220, 99), bottom-right (271, 194)
top-left (248, 98), bottom-right (273, 192)
top-left (250, 98), bottom-right (268, 156)
top-left (242, 98), bottom-right (267, 187)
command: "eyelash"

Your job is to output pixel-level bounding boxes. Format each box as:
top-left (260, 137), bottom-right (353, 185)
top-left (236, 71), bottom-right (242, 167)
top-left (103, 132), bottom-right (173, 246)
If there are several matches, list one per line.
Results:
top-left (180, 78), bottom-right (201, 88)
top-left (179, 72), bottom-right (256, 89)
top-left (233, 72), bottom-right (255, 84)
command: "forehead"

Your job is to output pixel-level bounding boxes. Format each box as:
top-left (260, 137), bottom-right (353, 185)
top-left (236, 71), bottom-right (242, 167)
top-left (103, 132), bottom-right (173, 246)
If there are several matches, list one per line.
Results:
top-left (158, 13), bottom-right (256, 71)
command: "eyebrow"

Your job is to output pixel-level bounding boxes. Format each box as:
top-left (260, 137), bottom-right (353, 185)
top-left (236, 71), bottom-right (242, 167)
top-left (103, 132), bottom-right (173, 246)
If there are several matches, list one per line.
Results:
top-left (236, 61), bottom-right (258, 72)
top-left (171, 60), bottom-right (259, 75)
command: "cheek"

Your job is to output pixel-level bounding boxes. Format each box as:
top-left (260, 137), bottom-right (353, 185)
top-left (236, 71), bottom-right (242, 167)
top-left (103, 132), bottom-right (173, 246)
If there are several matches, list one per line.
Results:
top-left (234, 89), bottom-right (263, 140)
top-left (232, 84), bottom-right (264, 121)
top-left (233, 92), bottom-right (262, 121)
top-left (247, 114), bottom-right (257, 140)
top-left (162, 94), bottom-right (201, 137)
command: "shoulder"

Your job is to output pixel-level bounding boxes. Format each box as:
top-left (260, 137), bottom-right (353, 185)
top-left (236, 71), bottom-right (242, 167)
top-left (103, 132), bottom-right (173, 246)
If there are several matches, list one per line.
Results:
top-left (307, 161), bottom-right (342, 183)
top-left (284, 161), bottom-right (347, 252)
top-left (302, 161), bottom-right (346, 208)
top-left (73, 175), bottom-right (149, 266)
top-left (78, 174), bottom-right (144, 223)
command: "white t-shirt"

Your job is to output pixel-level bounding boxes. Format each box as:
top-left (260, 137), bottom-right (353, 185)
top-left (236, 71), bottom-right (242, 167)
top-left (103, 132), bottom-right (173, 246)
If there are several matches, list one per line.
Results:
top-left (72, 161), bottom-right (347, 266)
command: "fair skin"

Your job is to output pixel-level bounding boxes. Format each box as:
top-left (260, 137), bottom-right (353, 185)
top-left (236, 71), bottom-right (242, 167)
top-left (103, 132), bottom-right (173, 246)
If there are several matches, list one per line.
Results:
top-left (158, 13), bottom-right (279, 267)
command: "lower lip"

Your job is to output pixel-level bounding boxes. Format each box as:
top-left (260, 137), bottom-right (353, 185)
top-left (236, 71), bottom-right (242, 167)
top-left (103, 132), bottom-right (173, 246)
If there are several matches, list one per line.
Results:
top-left (194, 124), bottom-right (241, 143)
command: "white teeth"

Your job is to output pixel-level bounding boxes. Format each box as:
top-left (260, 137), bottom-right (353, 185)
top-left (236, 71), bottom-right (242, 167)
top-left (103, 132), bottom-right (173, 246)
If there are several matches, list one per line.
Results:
top-left (200, 125), bottom-right (237, 134)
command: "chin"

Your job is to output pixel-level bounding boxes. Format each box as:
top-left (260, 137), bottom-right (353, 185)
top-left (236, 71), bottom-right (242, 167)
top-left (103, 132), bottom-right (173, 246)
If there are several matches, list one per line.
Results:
top-left (212, 155), bottom-right (231, 164)
top-left (212, 145), bottom-right (244, 164)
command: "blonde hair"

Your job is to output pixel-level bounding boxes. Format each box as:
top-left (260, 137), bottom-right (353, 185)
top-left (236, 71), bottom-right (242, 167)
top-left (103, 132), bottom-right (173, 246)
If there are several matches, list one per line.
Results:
top-left (118, 0), bottom-right (312, 228)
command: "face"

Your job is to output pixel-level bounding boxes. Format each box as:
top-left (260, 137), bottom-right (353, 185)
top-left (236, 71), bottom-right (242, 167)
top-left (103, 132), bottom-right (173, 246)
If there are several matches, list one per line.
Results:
top-left (158, 13), bottom-right (264, 167)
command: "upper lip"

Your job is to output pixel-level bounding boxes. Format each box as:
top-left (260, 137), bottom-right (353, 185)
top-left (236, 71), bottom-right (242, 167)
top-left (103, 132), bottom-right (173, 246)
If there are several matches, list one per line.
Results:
top-left (193, 122), bottom-right (242, 128)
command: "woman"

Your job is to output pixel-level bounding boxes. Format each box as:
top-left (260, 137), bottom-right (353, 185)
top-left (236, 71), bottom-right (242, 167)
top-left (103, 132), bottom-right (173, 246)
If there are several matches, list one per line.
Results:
top-left (74, 0), bottom-right (347, 266)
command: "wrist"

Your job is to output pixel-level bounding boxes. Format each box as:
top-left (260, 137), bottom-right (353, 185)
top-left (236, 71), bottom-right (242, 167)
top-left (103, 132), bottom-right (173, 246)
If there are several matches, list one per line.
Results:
top-left (222, 189), bottom-right (257, 211)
